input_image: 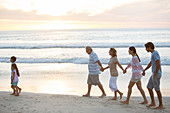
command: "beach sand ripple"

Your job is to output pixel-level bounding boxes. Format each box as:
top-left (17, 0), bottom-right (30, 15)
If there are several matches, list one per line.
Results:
top-left (0, 91), bottom-right (169, 113)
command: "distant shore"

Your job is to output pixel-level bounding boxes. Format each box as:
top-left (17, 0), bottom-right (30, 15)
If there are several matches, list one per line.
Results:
top-left (0, 91), bottom-right (169, 113)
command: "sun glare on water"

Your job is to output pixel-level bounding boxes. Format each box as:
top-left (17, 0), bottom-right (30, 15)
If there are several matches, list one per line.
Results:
top-left (40, 80), bottom-right (69, 94)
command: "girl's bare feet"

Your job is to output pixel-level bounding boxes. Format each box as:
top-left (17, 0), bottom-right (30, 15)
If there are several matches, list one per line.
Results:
top-left (120, 93), bottom-right (123, 100)
top-left (153, 105), bottom-right (164, 109)
top-left (146, 103), bottom-right (156, 108)
top-left (82, 94), bottom-right (90, 97)
top-left (99, 94), bottom-right (106, 98)
top-left (120, 100), bottom-right (129, 104)
top-left (15, 94), bottom-right (19, 96)
top-left (140, 101), bottom-right (148, 104)
top-left (10, 93), bottom-right (15, 95)
top-left (18, 88), bottom-right (22, 94)
top-left (111, 97), bottom-right (117, 100)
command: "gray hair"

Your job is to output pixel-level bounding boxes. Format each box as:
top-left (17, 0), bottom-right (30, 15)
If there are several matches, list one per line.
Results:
top-left (86, 46), bottom-right (93, 51)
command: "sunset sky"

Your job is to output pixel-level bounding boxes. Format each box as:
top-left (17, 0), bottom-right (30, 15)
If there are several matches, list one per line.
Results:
top-left (0, 0), bottom-right (170, 31)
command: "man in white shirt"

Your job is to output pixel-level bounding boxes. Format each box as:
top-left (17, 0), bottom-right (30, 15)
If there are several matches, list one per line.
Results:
top-left (83, 46), bottom-right (106, 98)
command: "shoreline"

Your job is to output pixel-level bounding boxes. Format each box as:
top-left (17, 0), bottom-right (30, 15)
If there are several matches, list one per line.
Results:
top-left (0, 91), bottom-right (170, 113)
top-left (1, 90), bottom-right (170, 98)
top-left (0, 63), bottom-right (170, 96)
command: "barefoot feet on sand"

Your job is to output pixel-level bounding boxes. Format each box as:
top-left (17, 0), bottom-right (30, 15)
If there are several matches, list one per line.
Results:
top-left (99, 94), bottom-right (106, 98)
top-left (82, 94), bottom-right (90, 97)
top-left (139, 101), bottom-right (148, 104)
top-left (15, 94), bottom-right (19, 96)
top-left (120, 93), bottom-right (123, 100)
top-left (10, 93), bottom-right (15, 95)
top-left (18, 88), bottom-right (22, 94)
top-left (111, 97), bottom-right (117, 100)
top-left (152, 105), bottom-right (164, 109)
top-left (146, 103), bottom-right (156, 108)
top-left (120, 100), bottom-right (129, 104)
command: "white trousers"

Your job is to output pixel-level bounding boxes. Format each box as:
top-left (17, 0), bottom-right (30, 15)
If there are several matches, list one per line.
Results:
top-left (109, 76), bottom-right (118, 92)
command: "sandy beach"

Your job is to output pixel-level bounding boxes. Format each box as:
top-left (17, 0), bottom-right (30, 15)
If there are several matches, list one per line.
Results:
top-left (0, 29), bottom-right (170, 113)
top-left (0, 91), bottom-right (169, 113)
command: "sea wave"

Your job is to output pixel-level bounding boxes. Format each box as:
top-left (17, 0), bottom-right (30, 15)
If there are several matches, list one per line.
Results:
top-left (1, 57), bottom-right (170, 65)
top-left (0, 43), bottom-right (170, 49)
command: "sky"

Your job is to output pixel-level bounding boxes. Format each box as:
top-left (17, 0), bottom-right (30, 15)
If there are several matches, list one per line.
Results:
top-left (0, 0), bottom-right (170, 31)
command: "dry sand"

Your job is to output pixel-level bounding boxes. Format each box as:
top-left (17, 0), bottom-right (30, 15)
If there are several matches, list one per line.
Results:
top-left (0, 91), bottom-right (169, 113)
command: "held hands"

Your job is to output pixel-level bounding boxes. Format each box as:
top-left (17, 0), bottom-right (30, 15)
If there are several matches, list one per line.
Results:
top-left (123, 69), bottom-right (127, 74)
top-left (100, 67), bottom-right (104, 72)
top-left (142, 70), bottom-right (145, 76)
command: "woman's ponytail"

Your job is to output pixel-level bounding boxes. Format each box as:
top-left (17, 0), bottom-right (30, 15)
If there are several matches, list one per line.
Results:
top-left (136, 53), bottom-right (141, 62)
top-left (129, 46), bottom-right (141, 62)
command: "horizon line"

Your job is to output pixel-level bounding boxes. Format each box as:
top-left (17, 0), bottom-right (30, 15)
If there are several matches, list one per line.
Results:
top-left (0, 27), bottom-right (170, 32)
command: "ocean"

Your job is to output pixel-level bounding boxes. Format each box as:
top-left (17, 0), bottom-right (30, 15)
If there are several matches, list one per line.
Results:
top-left (0, 28), bottom-right (170, 96)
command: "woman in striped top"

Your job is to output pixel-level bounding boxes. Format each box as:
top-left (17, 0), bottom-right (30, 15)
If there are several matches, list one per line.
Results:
top-left (120, 46), bottom-right (148, 104)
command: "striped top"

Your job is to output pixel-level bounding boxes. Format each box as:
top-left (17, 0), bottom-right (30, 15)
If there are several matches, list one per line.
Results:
top-left (127, 56), bottom-right (143, 79)
top-left (88, 51), bottom-right (101, 75)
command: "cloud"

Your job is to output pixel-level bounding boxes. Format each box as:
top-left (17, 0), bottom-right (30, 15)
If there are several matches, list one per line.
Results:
top-left (0, 0), bottom-right (170, 30)
top-left (1, 0), bottom-right (170, 22)
top-left (0, 7), bottom-right (53, 21)
top-left (0, 0), bottom-right (142, 16)
top-left (96, 0), bottom-right (170, 22)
